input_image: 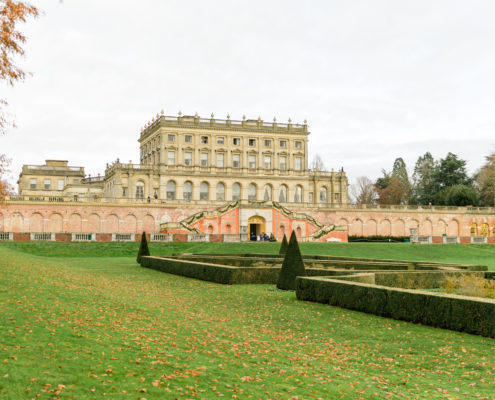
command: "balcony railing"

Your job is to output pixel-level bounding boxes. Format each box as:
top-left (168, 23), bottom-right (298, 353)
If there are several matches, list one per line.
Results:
top-left (4, 195), bottom-right (495, 213)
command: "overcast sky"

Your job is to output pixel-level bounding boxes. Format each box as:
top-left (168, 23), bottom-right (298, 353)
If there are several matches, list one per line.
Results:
top-left (2, 0), bottom-right (495, 189)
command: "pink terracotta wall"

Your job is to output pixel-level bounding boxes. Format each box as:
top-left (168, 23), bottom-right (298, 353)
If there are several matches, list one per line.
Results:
top-left (1, 202), bottom-right (495, 239)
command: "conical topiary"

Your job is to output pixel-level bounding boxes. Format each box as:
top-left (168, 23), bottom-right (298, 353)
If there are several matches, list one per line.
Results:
top-left (279, 234), bottom-right (288, 255)
top-left (137, 231), bottom-right (150, 263)
top-left (276, 230), bottom-right (306, 290)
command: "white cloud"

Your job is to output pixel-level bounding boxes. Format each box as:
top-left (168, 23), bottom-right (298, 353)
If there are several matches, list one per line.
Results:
top-left (1, 0), bottom-right (494, 188)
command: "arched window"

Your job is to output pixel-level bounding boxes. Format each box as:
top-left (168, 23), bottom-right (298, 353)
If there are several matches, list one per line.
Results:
top-left (294, 185), bottom-right (302, 203)
top-left (232, 183), bottom-right (241, 201)
top-left (135, 181), bottom-right (145, 199)
top-left (263, 184), bottom-right (272, 201)
top-left (200, 182), bottom-right (209, 200)
top-left (279, 185), bottom-right (287, 202)
top-left (248, 183), bottom-right (257, 201)
top-left (216, 182), bottom-right (225, 201)
top-left (166, 181), bottom-right (176, 200)
top-left (183, 181), bottom-right (192, 201)
top-left (320, 187), bottom-right (327, 203)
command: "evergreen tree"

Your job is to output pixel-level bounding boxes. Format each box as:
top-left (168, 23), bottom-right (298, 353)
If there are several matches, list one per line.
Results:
top-left (278, 234), bottom-right (288, 255)
top-left (411, 152), bottom-right (436, 205)
top-left (445, 184), bottom-right (478, 206)
top-left (433, 152), bottom-right (472, 189)
top-left (137, 232), bottom-right (150, 263)
top-left (277, 231), bottom-right (306, 290)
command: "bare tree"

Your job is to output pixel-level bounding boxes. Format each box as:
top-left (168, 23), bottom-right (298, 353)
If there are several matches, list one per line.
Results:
top-left (310, 154), bottom-right (326, 172)
top-left (350, 176), bottom-right (377, 205)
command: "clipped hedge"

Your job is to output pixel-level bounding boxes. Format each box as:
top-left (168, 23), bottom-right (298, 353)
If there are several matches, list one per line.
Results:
top-left (296, 276), bottom-right (495, 338)
top-left (141, 256), bottom-right (281, 284)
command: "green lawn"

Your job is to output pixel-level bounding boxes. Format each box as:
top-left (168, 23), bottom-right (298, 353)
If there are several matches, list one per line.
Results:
top-left (2, 241), bottom-right (495, 270)
top-left (0, 243), bottom-right (494, 399)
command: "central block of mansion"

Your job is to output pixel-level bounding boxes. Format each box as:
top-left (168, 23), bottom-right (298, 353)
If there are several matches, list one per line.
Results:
top-left (18, 112), bottom-right (348, 207)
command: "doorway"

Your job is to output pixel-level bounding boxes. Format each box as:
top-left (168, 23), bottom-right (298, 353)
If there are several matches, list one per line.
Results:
top-left (248, 215), bottom-right (266, 237)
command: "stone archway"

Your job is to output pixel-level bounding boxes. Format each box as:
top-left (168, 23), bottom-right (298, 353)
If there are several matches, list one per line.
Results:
top-left (248, 215), bottom-right (266, 237)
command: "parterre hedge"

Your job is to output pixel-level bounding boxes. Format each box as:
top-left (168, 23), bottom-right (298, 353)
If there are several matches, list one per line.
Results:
top-left (295, 276), bottom-right (495, 338)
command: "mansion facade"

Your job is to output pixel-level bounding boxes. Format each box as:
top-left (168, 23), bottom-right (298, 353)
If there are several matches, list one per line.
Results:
top-left (17, 112), bottom-right (348, 207)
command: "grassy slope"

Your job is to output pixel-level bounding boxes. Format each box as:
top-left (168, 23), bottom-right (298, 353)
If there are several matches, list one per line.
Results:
top-left (1, 241), bottom-right (495, 270)
top-left (0, 244), bottom-right (494, 399)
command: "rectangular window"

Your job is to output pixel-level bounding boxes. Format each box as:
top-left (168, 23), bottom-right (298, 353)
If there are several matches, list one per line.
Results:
top-left (217, 153), bottom-right (224, 167)
top-left (309, 192), bottom-right (313, 202)
top-left (280, 156), bottom-right (287, 170)
top-left (217, 137), bottom-right (224, 144)
top-left (280, 140), bottom-right (286, 147)
top-left (201, 152), bottom-right (208, 166)
top-left (58, 179), bottom-right (64, 190)
top-left (233, 138), bottom-right (240, 145)
top-left (30, 178), bottom-right (37, 189)
top-left (335, 193), bottom-right (339, 202)
top-left (168, 151), bottom-right (175, 165)
top-left (201, 136), bottom-right (208, 144)
top-left (153, 188), bottom-right (159, 199)
top-left (136, 185), bottom-right (144, 199)
top-left (233, 154), bottom-right (240, 168)
top-left (248, 139), bottom-right (256, 146)
top-left (122, 187), bottom-right (127, 197)
top-left (185, 135), bottom-right (192, 143)
top-left (264, 155), bottom-right (271, 169)
top-left (264, 139), bottom-right (271, 147)
top-left (295, 141), bottom-right (302, 149)
top-left (184, 151), bottom-right (192, 166)
top-left (44, 179), bottom-right (51, 190)
top-left (168, 134), bottom-right (175, 142)
top-left (248, 155), bottom-right (256, 169)
top-left (295, 157), bottom-right (302, 171)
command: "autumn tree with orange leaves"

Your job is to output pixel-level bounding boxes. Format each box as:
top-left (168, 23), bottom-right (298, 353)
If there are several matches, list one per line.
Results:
top-left (0, 0), bottom-right (39, 198)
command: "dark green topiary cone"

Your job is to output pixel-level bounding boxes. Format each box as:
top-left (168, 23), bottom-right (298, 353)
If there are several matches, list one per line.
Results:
top-left (137, 231), bottom-right (150, 264)
top-left (276, 231), bottom-right (306, 290)
top-left (279, 234), bottom-right (289, 255)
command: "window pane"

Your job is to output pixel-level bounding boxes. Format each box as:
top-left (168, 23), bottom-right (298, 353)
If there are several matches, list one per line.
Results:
top-left (264, 140), bottom-right (271, 147)
top-left (264, 185), bottom-right (272, 201)
top-left (295, 157), bottom-right (302, 170)
top-left (280, 140), bottom-right (286, 147)
top-left (280, 156), bottom-right (286, 170)
top-left (184, 152), bottom-right (192, 166)
top-left (320, 189), bottom-right (327, 202)
top-left (294, 186), bottom-right (302, 202)
top-left (233, 154), bottom-right (240, 168)
top-left (248, 155), bottom-right (256, 169)
top-left (30, 178), bottom-right (37, 189)
top-left (216, 182), bottom-right (225, 201)
top-left (217, 137), bottom-right (224, 144)
top-left (166, 181), bottom-right (176, 200)
top-left (185, 135), bottom-right (192, 142)
top-left (44, 179), bottom-right (51, 190)
top-left (168, 134), bottom-right (175, 142)
top-left (201, 153), bottom-right (208, 166)
top-left (248, 184), bottom-right (256, 201)
top-left (183, 182), bottom-right (192, 200)
top-left (168, 151), bottom-right (175, 165)
top-left (232, 183), bottom-right (241, 201)
top-left (279, 186), bottom-right (286, 202)
top-left (200, 182), bottom-right (209, 200)
top-left (217, 153), bottom-right (224, 167)
top-left (201, 136), bottom-right (208, 144)
top-left (264, 156), bottom-right (271, 169)
top-left (295, 141), bottom-right (302, 148)
top-left (136, 183), bottom-right (144, 199)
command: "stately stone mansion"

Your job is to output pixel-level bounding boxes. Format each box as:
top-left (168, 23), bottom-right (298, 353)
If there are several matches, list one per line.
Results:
top-left (2, 111), bottom-right (495, 242)
top-left (17, 112), bottom-right (348, 206)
